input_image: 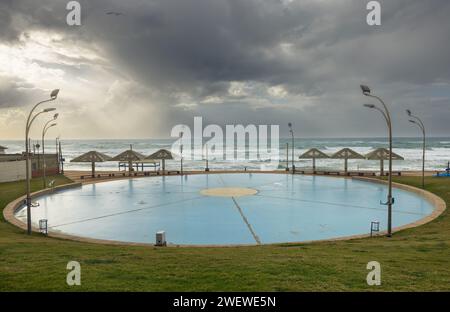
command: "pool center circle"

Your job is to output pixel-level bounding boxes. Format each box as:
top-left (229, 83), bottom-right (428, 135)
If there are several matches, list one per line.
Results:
top-left (15, 173), bottom-right (436, 246)
top-left (200, 187), bottom-right (258, 197)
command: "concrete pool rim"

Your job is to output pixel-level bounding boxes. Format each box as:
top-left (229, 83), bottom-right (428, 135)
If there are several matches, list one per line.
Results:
top-left (3, 172), bottom-right (446, 248)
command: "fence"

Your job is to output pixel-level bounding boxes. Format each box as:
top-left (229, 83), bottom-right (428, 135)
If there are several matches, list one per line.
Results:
top-left (0, 160), bottom-right (29, 183)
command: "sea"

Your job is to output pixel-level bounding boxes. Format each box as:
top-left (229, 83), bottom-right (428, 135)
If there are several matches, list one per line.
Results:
top-left (1, 137), bottom-right (450, 172)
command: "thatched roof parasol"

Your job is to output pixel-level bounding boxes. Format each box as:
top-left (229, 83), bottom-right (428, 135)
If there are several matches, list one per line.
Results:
top-left (299, 148), bottom-right (330, 171)
top-left (146, 149), bottom-right (174, 173)
top-left (111, 150), bottom-right (146, 162)
top-left (331, 148), bottom-right (365, 173)
top-left (146, 149), bottom-right (174, 160)
top-left (111, 145), bottom-right (146, 173)
top-left (365, 148), bottom-right (404, 175)
top-left (71, 151), bottom-right (112, 177)
top-left (71, 151), bottom-right (111, 163)
top-left (365, 148), bottom-right (404, 160)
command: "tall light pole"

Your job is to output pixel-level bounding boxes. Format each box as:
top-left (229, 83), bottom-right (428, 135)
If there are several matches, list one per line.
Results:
top-left (180, 131), bottom-right (184, 175)
top-left (205, 143), bottom-right (210, 172)
top-left (361, 85), bottom-right (394, 237)
top-left (407, 109), bottom-right (426, 189)
top-left (42, 113), bottom-right (58, 188)
top-left (288, 122), bottom-right (295, 173)
top-left (25, 89), bottom-right (59, 235)
top-left (59, 140), bottom-right (64, 174)
top-left (285, 142), bottom-right (289, 171)
top-left (56, 136), bottom-right (60, 174)
top-left (35, 143), bottom-right (41, 173)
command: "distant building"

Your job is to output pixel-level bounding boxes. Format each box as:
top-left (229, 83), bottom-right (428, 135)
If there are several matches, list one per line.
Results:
top-left (0, 145), bottom-right (7, 154)
top-left (30, 154), bottom-right (60, 177)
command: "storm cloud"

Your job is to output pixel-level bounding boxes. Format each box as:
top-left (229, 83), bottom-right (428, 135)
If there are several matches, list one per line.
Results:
top-left (0, 0), bottom-right (449, 139)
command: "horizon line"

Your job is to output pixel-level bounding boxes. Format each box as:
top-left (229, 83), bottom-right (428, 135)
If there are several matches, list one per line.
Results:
top-left (1, 135), bottom-right (450, 141)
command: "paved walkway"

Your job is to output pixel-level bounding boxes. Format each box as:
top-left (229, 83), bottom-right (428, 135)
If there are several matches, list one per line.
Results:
top-left (64, 169), bottom-right (434, 185)
top-left (64, 169), bottom-right (288, 184)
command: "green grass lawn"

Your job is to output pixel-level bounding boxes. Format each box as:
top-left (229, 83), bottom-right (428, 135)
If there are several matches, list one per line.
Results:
top-left (0, 175), bottom-right (449, 291)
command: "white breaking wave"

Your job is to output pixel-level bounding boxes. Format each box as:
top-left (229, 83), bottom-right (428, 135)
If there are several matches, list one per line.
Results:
top-left (1, 138), bottom-right (449, 172)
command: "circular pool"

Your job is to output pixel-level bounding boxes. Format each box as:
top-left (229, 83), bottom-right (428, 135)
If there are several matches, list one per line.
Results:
top-left (15, 173), bottom-right (435, 245)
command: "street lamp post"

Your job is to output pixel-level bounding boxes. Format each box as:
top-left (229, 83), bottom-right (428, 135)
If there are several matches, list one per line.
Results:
top-left (59, 141), bottom-right (64, 174)
top-left (285, 143), bottom-right (289, 171)
top-left (180, 132), bottom-right (184, 175)
top-left (42, 113), bottom-right (58, 188)
top-left (288, 122), bottom-right (295, 173)
top-left (205, 143), bottom-right (210, 172)
top-left (407, 109), bottom-right (426, 189)
top-left (24, 89), bottom-right (59, 235)
top-left (361, 85), bottom-right (394, 237)
top-left (55, 136), bottom-right (60, 174)
top-left (35, 143), bottom-right (41, 173)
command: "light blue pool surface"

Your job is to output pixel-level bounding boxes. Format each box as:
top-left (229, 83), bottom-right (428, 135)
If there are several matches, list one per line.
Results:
top-left (15, 174), bottom-right (435, 245)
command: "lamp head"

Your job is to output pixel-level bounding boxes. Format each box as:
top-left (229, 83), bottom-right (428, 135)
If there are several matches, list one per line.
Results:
top-left (50, 123), bottom-right (57, 127)
top-left (360, 85), bottom-right (371, 95)
top-left (363, 103), bottom-right (376, 109)
top-left (50, 89), bottom-right (60, 99)
top-left (406, 109), bottom-right (412, 116)
top-left (53, 113), bottom-right (59, 119)
top-left (409, 120), bottom-right (417, 124)
top-left (43, 107), bottom-right (56, 113)
top-left (288, 122), bottom-right (292, 128)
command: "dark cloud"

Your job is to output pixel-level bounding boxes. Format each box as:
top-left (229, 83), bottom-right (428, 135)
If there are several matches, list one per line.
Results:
top-left (1, 0), bottom-right (450, 138)
top-left (0, 1), bottom-right (20, 42)
top-left (0, 75), bottom-right (46, 108)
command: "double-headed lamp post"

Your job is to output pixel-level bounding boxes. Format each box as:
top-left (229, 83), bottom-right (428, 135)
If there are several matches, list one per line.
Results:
top-left (25, 89), bottom-right (59, 235)
top-left (361, 85), bottom-right (394, 237)
top-left (288, 122), bottom-right (295, 173)
top-left (407, 109), bottom-right (426, 189)
top-left (42, 113), bottom-right (59, 188)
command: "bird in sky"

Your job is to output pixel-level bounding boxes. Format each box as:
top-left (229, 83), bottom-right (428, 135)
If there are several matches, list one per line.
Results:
top-left (106, 11), bottom-right (124, 16)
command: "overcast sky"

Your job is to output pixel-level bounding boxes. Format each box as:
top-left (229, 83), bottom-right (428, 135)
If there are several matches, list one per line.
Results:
top-left (0, 0), bottom-right (449, 139)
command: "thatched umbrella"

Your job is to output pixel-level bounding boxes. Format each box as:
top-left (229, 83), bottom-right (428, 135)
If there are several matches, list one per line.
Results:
top-left (71, 151), bottom-right (112, 177)
top-left (298, 148), bottom-right (329, 172)
top-left (146, 149), bottom-right (174, 174)
top-left (331, 148), bottom-right (365, 174)
top-left (365, 148), bottom-right (404, 176)
top-left (111, 145), bottom-right (146, 173)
